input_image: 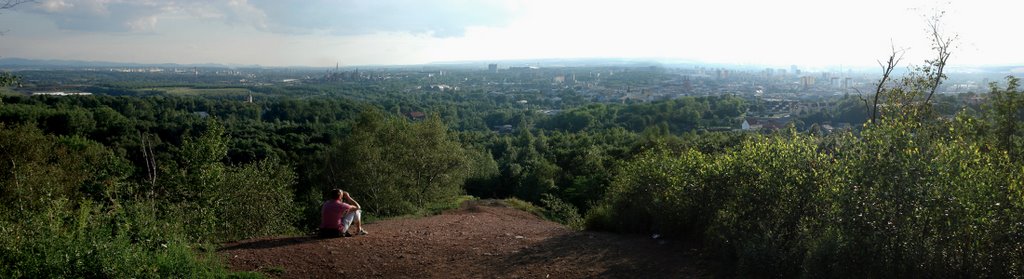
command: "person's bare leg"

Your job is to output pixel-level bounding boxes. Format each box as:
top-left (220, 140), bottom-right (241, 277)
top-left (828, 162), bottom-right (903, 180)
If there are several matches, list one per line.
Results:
top-left (355, 210), bottom-right (367, 235)
top-left (341, 210), bottom-right (356, 236)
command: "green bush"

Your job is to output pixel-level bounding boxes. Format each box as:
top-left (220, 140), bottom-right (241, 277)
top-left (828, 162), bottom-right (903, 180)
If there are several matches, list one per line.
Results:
top-left (589, 147), bottom-right (719, 236)
top-left (154, 120), bottom-right (301, 243)
top-left (592, 119), bottom-right (1024, 277)
top-left (0, 194), bottom-right (244, 278)
top-left (425, 195), bottom-right (479, 215)
top-left (809, 117), bottom-right (1024, 278)
top-left (705, 134), bottom-right (837, 277)
top-left (0, 122), bottom-right (283, 277)
top-left (540, 193), bottom-right (584, 230)
top-left (583, 202), bottom-right (616, 232)
top-left (314, 110), bottom-right (471, 217)
top-left (503, 198), bottom-right (544, 217)
top-left (0, 124), bottom-right (128, 216)
top-left (214, 158), bottom-right (299, 241)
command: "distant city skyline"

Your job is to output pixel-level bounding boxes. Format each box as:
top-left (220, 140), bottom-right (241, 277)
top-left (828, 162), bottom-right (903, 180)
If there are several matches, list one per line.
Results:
top-left (0, 0), bottom-right (1019, 68)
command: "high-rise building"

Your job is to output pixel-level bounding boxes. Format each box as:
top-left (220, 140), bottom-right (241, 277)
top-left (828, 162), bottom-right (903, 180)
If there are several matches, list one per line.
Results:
top-left (801, 76), bottom-right (816, 90)
top-left (554, 75), bottom-right (565, 83)
top-left (488, 63), bottom-right (498, 73)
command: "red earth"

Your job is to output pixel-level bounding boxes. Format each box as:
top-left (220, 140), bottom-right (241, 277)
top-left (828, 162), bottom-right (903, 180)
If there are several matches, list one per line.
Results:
top-left (218, 200), bottom-right (711, 278)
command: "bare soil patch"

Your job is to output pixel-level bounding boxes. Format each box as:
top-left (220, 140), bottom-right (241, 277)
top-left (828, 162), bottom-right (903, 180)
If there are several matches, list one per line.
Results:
top-left (219, 200), bottom-right (710, 278)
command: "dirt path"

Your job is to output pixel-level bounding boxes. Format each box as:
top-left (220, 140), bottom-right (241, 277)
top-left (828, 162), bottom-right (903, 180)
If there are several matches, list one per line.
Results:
top-left (218, 200), bottom-right (710, 278)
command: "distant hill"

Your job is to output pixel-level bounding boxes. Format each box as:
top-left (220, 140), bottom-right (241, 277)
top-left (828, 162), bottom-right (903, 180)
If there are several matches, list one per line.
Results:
top-left (427, 57), bottom-right (696, 69)
top-left (2, 57), bottom-right (1020, 74)
top-left (947, 65), bottom-right (1024, 74)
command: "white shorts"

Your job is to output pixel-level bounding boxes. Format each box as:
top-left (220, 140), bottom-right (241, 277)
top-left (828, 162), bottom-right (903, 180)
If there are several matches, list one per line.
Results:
top-left (342, 210), bottom-right (361, 232)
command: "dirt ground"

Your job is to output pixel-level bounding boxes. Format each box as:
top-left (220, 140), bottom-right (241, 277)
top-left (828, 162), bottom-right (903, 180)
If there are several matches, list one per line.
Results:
top-left (218, 200), bottom-right (711, 278)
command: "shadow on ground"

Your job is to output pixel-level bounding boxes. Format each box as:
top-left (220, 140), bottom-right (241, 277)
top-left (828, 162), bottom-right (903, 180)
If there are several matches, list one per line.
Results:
top-left (493, 231), bottom-right (709, 279)
top-left (219, 236), bottom-right (321, 252)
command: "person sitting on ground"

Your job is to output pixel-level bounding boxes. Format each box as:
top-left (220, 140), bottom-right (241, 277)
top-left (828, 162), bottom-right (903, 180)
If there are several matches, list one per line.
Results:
top-left (338, 189), bottom-right (368, 236)
top-left (318, 188), bottom-right (368, 238)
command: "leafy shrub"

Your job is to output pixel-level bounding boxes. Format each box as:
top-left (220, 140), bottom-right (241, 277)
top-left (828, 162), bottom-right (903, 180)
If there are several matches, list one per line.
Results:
top-left (809, 117), bottom-right (1024, 278)
top-left (592, 118), bottom-right (1024, 277)
top-left (314, 110), bottom-right (471, 217)
top-left (0, 198), bottom-right (250, 278)
top-left (425, 195), bottom-right (479, 215)
top-left (214, 158), bottom-right (299, 241)
top-left (705, 134), bottom-right (836, 277)
top-left (589, 147), bottom-right (719, 236)
top-left (503, 198), bottom-right (544, 217)
top-left (540, 193), bottom-right (584, 230)
top-left (0, 122), bottom-right (291, 277)
top-left (0, 124), bottom-right (128, 215)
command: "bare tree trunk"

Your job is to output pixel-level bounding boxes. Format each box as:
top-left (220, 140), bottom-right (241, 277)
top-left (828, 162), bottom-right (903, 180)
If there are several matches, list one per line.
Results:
top-left (140, 131), bottom-right (152, 184)
top-left (140, 131), bottom-right (158, 186)
top-left (148, 135), bottom-right (157, 185)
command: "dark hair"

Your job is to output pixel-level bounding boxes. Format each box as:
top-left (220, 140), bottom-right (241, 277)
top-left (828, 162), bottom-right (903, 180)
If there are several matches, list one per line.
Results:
top-left (328, 189), bottom-right (343, 200)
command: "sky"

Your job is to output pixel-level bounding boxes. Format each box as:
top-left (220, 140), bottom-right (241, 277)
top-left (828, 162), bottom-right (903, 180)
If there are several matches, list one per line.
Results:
top-left (0, 0), bottom-right (1019, 68)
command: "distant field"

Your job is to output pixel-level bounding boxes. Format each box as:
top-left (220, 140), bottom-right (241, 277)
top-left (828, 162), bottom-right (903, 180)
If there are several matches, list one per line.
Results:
top-left (143, 87), bottom-right (252, 96)
top-left (0, 87), bottom-right (17, 96)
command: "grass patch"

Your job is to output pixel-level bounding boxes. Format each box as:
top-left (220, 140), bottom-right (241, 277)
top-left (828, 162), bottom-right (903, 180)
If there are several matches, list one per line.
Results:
top-left (0, 87), bottom-right (20, 96)
top-left (501, 198), bottom-right (545, 217)
top-left (259, 266), bottom-right (286, 276)
top-left (427, 195), bottom-right (479, 214)
top-left (487, 198), bottom-right (583, 229)
top-left (362, 195), bottom-right (480, 224)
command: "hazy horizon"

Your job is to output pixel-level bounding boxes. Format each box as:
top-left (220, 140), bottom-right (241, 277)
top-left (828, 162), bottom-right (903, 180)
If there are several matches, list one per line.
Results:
top-left (0, 0), bottom-right (1020, 68)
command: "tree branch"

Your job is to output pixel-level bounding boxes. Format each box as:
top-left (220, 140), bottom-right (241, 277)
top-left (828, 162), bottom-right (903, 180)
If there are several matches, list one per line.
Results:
top-left (924, 14), bottom-right (955, 105)
top-left (853, 87), bottom-right (870, 117)
top-left (871, 44), bottom-right (904, 123)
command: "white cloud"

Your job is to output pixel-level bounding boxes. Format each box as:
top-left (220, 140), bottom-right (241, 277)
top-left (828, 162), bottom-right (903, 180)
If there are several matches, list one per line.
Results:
top-left (23, 0), bottom-right (518, 37)
top-left (245, 0), bottom-right (520, 37)
top-left (1, 0), bottom-right (1021, 67)
top-left (125, 15), bottom-right (158, 32)
top-left (39, 0), bottom-right (73, 12)
top-left (24, 0), bottom-right (269, 33)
